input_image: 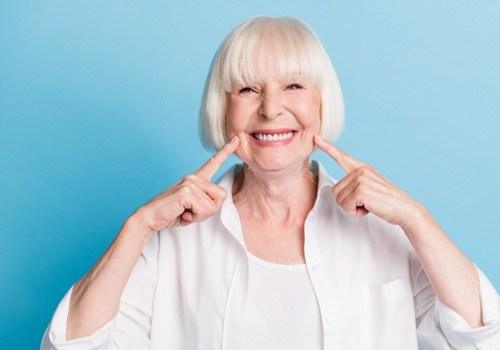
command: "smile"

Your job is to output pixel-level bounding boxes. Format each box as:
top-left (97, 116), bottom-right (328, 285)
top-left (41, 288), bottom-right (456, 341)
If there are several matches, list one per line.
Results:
top-left (253, 132), bottom-right (295, 142)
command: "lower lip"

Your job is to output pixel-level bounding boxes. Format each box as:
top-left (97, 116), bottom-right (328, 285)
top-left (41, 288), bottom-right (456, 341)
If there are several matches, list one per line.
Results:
top-left (250, 131), bottom-right (298, 147)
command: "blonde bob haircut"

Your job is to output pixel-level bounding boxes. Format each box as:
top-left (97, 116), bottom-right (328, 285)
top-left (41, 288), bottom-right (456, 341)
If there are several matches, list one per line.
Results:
top-left (200, 16), bottom-right (344, 150)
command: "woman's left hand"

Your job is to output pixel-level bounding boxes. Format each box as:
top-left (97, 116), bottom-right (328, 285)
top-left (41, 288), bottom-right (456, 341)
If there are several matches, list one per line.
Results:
top-left (314, 135), bottom-right (423, 228)
top-left (315, 135), bottom-right (485, 328)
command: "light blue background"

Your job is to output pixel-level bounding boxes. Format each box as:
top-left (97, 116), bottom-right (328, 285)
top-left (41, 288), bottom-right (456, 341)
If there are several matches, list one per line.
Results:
top-left (1, 1), bottom-right (499, 348)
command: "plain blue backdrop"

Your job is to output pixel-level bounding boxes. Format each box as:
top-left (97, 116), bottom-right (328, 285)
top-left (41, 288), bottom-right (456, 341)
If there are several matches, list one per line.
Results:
top-left (1, 1), bottom-right (499, 348)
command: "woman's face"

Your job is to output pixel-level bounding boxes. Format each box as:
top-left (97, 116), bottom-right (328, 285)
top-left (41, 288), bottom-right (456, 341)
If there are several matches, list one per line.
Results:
top-left (226, 66), bottom-right (321, 173)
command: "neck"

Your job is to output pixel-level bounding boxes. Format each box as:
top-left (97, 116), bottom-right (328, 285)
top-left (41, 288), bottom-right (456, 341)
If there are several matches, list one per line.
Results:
top-left (232, 159), bottom-right (318, 223)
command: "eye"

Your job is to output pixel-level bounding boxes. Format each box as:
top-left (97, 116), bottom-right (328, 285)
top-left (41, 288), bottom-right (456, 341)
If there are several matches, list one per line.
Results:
top-left (239, 86), bottom-right (257, 94)
top-left (286, 83), bottom-right (304, 91)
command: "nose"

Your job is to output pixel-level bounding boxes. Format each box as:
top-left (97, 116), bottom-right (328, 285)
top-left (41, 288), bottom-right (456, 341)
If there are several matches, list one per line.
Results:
top-left (258, 91), bottom-right (284, 120)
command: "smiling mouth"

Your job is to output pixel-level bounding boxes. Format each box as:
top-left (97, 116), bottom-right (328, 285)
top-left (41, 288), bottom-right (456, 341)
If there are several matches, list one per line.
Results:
top-left (252, 131), bottom-right (296, 142)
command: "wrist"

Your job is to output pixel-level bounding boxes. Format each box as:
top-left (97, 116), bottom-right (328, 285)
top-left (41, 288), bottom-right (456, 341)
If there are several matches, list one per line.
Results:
top-left (398, 202), bottom-right (433, 235)
top-left (122, 209), bottom-right (157, 247)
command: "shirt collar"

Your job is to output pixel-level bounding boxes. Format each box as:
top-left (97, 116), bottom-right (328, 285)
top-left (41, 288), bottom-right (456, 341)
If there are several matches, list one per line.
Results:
top-left (217, 160), bottom-right (336, 248)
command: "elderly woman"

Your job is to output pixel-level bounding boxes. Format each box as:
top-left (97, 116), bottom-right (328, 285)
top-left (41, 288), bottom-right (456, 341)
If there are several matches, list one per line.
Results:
top-left (42, 16), bottom-right (499, 349)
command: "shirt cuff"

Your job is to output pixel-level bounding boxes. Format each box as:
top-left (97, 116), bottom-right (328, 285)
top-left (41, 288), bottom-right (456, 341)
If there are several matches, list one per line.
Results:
top-left (435, 266), bottom-right (500, 349)
top-left (41, 286), bottom-right (116, 350)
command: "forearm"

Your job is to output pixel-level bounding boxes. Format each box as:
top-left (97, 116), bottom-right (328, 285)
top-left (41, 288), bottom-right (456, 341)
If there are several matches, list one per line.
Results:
top-left (63, 139), bottom-right (237, 340)
top-left (66, 211), bottom-right (154, 340)
top-left (401, 205), bottom-right (483, 328)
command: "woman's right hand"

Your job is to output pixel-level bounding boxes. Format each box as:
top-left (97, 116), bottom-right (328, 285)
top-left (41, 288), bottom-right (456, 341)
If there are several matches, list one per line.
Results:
top-left (65, 136), bottom-right (239, 341)
top-left (134, 136), bottom-right (240, 235)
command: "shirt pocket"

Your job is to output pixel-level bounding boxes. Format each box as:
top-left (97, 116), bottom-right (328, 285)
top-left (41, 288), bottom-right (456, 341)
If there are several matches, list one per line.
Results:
top-left (340, 276), bottom-right (418, 350)
top-left (355, 275), bottom-right (413, 303)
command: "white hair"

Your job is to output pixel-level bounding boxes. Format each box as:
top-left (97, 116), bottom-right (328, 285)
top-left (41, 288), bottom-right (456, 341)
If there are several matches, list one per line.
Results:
top-left (200, 16), bottom-right (344, 150)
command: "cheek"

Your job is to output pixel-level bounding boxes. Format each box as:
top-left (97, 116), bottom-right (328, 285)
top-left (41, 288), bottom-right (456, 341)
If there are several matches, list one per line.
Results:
top-left (226, 97), bottom-right (252, 135)
top-left (227, 119), bottom-right (246, 134)
top-left (300, 108), bottom-right (321, 133)
top-left (294, 95), bottom-right (321, 128)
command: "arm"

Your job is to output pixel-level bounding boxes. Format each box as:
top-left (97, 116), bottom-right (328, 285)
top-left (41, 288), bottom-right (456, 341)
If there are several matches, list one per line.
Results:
top-left (66, 214), bottom-right (153, 339)
top-left (410, 247), bottom-right (500, 349)
top-left (65, 137), bottom-right (239, 340)
top-left (314, 135), bottom-right (483, 327)
top-left (41, 232), bottom-right (159, 349)
top-left (401, 204), bottom-right (482, 327)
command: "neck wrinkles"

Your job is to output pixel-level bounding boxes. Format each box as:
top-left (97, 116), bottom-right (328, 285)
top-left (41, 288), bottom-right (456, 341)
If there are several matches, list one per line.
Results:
top-left (232, 159), bottom-right (318, 221)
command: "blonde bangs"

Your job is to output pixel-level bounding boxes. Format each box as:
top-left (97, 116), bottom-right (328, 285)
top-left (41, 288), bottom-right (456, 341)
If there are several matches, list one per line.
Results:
top-left (219, 17), bottom-right (323, 91)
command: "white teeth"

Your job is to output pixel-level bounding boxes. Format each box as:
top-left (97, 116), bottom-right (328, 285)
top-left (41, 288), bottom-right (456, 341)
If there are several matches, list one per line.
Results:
top-left (254, 132), bottom-right (294, 142)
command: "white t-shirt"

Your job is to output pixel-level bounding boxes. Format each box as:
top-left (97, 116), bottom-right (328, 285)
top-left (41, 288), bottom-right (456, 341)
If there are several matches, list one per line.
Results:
top-left (41, 161), bottom-right (500, 350)
top-left (241, 252), bottom-right (322, 349)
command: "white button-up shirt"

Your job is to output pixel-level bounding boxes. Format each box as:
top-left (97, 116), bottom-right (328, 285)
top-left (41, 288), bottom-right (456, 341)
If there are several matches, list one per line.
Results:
top-left (41, 161), bottom-right (500, 349)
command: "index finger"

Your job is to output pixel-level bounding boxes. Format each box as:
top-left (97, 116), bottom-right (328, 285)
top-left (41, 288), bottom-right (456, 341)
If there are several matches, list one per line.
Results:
top-left (195, 136), bottom-right (240, 180)
top-left (314, 135), bottom-right (365, 173)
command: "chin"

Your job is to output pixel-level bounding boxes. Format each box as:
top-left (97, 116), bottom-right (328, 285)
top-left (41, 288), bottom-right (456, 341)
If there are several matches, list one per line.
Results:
top-left (242, 153), bottom-right (311, 174)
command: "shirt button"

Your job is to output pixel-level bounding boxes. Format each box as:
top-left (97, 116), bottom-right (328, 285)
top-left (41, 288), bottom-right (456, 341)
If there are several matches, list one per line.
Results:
top-left (327, 317), bottom-right (334, 325)
top-left (312, 265), bottom-right (323, 272)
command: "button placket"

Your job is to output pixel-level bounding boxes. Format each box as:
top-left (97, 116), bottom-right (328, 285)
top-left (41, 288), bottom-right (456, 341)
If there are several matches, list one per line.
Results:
top-left (304, 215), bottom-right (340, 348)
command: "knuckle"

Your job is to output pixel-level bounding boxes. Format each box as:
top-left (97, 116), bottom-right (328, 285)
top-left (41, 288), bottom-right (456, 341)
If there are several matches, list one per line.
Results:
top-left (355, 167), bottom-right (366, 176)
top-left (356, 183), bottom-right (368, 194)
top-left (356, 165), bottom-right (374, 177)
top-left (364, 164), bottom-right (377, 173)
top-left (179, 185), bottom-right (193, 195)
top-left (219, 188), bottom-right (228, 199)
top-left (210, 200), bottom-right (220, 212)
top-left (184, 174), bottom-right (198, 182)
top-left (333, 190), bottom-right (343, 203)
top-left (332, 186), bottom-right (340, 198)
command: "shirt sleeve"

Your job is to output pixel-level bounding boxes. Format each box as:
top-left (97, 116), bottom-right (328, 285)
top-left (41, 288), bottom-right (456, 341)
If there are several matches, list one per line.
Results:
top-left (411, 250), bottom-right (500, 350)
top-left (40, 233), bottom-right (159, 350)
